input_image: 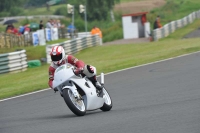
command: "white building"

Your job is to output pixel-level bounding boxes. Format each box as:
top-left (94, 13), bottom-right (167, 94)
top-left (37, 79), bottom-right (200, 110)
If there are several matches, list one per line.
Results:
top-left (122, 12), bottom-right (150, 39)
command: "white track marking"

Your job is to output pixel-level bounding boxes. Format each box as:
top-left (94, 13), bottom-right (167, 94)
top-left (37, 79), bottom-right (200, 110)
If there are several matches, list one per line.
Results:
top-left (0, 89), bottom-right (50, 102)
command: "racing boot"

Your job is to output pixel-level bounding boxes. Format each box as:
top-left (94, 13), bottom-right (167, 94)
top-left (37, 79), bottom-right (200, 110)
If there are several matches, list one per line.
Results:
top-left (89, 76), bottom-right (103, 96)
top-left (95, 81), bottom-right (104, 97)
top-left (95, 81), bottom-right (103, 91)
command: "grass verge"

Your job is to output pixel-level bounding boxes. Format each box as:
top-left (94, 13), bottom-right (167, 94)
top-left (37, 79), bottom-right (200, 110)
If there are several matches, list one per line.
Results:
top-left (0, 37), bottom-right (200, 100)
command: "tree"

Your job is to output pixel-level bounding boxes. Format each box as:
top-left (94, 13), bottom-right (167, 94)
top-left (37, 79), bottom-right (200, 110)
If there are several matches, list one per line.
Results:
top-left (67, 0), bottom-right (120, 21)
top-left (25, 0), bottom-right (48, 7)
top-left (86, 0), bottom-right (120, 21)
top-left (0, 0), bottom-right (26, 12)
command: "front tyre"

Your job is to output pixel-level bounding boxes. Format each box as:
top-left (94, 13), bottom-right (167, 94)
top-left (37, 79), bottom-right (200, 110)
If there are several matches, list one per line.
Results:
top-left (100, 87), bottom-right (112, 111)
top-left (63, 89), bottom-right (86, 116)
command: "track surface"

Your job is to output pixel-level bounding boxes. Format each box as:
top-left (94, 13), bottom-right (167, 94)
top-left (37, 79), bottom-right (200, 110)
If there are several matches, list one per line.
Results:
top-left (1, 52), bottom-right (200, 133)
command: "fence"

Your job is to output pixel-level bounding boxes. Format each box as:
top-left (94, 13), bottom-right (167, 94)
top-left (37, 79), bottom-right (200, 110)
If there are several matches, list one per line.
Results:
top-left (0, 50), bottom-right (28, 74)
top-left (0, 29), bottom-right (90, 48)
top-left (153, 10), bottom-right (200, 41)
top-left (0, 33), bottom-right (32, 48)
top-left (46, 34), bottom-right (100, 63)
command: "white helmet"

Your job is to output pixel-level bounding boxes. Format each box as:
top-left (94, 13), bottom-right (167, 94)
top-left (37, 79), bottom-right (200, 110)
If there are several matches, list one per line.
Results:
top-left (50, 46), bottom-right (65, 65)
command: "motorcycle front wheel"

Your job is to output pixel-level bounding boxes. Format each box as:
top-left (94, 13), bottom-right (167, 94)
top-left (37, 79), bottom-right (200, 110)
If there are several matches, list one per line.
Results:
top-left (63, 88), bottom-right (86, 116)
top-left (100, 87), bottom-right (112, 111)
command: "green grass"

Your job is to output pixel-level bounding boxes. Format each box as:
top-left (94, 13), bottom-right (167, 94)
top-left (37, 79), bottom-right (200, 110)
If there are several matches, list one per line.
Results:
top-left (0, 46), bottom-right (47, 60)
top-left (77, 38), bottom-right (200, 74)
top-left (1, 18), bottom-right (200, 100)
top-left (0, 64), bottom-right (49, 99)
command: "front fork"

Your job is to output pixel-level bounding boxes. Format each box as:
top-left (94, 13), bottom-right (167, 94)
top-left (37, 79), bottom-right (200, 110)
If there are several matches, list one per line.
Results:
top-left (62, 82), bottom-right (80, 99)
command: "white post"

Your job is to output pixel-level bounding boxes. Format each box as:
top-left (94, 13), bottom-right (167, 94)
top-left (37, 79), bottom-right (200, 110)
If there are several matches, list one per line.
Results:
top-left (100, 38), bottom-right (102, 45)
top-left (101, 73), bottom-right (104, 85)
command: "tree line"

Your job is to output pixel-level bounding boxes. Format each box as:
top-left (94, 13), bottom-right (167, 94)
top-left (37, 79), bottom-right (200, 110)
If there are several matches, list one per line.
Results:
top-left (0, 0), bottom-right (120, 21)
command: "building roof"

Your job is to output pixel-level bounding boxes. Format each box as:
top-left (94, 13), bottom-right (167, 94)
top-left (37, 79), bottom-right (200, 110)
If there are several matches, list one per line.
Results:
top-left (122, 12), bottom-right (148, 17)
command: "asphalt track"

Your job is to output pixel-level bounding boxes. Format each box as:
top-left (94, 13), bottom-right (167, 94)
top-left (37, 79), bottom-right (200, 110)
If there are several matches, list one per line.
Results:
top-left (0, 52), bottom-right (200, 133)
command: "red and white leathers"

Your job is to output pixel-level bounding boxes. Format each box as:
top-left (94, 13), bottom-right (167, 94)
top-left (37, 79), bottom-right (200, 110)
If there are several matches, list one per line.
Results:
top-left (48, 54), bottom-right (97, 89)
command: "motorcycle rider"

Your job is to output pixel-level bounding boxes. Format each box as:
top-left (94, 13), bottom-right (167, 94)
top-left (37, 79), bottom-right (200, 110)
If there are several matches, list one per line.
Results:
top-left (48, 45), bottom-right (103, 93)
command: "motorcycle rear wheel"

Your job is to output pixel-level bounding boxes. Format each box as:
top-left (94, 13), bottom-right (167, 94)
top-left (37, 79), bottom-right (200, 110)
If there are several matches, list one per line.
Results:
top-left (100, 87), bottom-right (112, 111)
top-left (63, 88), bottom-right (86, 116)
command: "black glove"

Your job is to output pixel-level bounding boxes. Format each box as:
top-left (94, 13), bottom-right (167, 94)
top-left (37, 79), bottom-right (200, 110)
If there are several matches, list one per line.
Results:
top-left (74, 67), bottom-right (84, 75)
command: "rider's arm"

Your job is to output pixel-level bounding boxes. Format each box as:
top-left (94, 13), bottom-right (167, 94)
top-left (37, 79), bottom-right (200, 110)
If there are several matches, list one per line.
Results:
top-left (48, 66), bottom-right (55, 89)
top-left (67, 55), bottom-right (85, 68)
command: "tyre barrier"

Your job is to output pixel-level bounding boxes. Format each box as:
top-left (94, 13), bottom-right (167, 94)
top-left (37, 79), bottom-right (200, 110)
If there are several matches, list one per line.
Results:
top-left (0, 50), bottom-right (28, 74)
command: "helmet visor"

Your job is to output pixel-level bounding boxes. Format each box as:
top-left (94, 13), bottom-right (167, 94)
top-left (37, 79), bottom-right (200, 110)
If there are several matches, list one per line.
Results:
top-left (51, 53), bottom-right (63, 61)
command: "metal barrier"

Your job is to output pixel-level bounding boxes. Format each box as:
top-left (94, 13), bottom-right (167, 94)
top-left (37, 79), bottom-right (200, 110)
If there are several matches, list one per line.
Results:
top-left (153, 10), bottom-right (200, 41)
top-left (46, 34), bottom-right (100, 63)
top-left (0, 50), bottom-right (28, 74)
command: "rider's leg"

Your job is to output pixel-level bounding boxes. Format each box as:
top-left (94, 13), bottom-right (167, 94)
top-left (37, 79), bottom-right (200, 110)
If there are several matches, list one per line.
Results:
top-left (82, 65), bottom-right (103, 91)
top-left (88, 75), bottom-right (103, 91)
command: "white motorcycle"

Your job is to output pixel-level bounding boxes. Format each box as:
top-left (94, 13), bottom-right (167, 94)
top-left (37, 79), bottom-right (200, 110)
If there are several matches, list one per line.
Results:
top-left (53, 63), bottom-right (112, 116)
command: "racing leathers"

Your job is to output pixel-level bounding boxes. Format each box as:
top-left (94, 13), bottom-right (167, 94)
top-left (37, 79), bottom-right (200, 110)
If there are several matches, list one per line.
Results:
top-left (48, 55), bottom-right (102, 91)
